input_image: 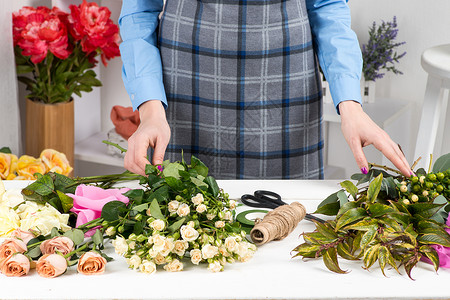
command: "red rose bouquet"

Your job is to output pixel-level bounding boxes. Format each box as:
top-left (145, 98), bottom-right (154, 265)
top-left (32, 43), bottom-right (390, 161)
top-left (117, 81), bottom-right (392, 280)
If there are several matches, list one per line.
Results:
top-left (12, 1), bottom-right (120, 104)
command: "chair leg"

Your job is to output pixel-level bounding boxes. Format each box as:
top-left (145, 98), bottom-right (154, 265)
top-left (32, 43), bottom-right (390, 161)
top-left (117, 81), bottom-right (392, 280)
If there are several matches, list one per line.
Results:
top-left (414, 75), bottom-right (444, 170)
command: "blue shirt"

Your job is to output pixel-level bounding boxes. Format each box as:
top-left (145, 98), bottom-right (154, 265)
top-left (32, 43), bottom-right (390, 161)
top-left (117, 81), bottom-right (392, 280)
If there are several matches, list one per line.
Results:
top-left (119, 0), bottom-right (362, 112)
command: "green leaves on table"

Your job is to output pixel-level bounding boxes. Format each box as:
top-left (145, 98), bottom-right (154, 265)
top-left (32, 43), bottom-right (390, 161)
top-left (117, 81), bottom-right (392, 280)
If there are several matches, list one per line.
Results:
top-left (293, 153), bottom-right (450, 279)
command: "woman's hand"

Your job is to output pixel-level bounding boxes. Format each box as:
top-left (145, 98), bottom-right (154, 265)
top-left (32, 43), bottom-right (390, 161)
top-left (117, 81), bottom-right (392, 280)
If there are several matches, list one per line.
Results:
top-left (338, 100), bottom-right (412, 177)
top-left (124, 100), bottom-right (171, 176)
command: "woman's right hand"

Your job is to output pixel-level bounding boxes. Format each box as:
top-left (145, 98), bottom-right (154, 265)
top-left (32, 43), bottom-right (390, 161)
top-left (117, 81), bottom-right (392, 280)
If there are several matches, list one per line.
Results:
top-left (124, 100), bottom-right (171, 176)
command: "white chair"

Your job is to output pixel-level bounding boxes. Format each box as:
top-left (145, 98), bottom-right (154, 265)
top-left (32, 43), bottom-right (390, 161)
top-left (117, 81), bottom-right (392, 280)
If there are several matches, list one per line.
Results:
top-left (414, 44), bottom-right (450, 169)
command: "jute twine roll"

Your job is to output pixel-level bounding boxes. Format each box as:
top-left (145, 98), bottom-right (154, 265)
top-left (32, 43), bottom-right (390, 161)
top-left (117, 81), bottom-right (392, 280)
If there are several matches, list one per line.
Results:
top-left (250, 202), bottom-right (306, 246)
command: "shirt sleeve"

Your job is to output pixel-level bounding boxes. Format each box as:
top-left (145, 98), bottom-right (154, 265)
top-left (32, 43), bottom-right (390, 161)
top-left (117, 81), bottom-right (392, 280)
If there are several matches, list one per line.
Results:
top-left (306, 0), bottom-right (362, 113)
top-left (119, 0), bottom-right (167, 111)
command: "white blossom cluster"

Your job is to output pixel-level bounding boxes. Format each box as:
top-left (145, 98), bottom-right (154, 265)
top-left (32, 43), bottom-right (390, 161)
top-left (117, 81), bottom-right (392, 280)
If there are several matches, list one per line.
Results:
top-left (111, 193), bottom-right (256, 273)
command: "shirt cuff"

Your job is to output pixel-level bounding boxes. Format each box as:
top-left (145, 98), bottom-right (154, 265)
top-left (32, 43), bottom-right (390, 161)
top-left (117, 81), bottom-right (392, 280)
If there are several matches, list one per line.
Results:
top-left (328, 75), bottom-right (362, 114)
top-left (126, 76), bottom-right (168, 111)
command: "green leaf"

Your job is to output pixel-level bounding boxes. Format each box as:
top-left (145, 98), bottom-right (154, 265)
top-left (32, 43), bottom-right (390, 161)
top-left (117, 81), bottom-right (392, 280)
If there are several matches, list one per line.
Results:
top-left (303, 232), bottom-right (336, 245)
top-left (363, 243), bottom-right (380, 269)
top-left (336, 201), bottom-right (359, 219)
top-left (340, 180), bottom-right (358, 200)
top-left (145, 164), bottom-right (158, 175)
top-left (323, 247), bottom-right (347, 274)
top-left (51, 227), bottom-right (60, 238)
top-left (368, 203), bottom-right (396, 218)
top-left (337, 242), bottom-right (357, 260)
top-left (314, 221), bottom-right (339, 240)
top-left (337, 190), bottom-right (349, 206)
top-left (335, 207), bottom-right (367, 231)
top-left (133, 220), bottom-right (144, 235)
top-left (162, 162), bottom-right (185, 179)
top-left (432, 153), bottom-right (450, 172)
top-left (314, 202), bottom-right (340, 216)
top-left (381, 177), bottom-right (397, 199)
top-left (190, 176), bottom-right (208, 189)
top-left (317, 191), bottom-right (339, 209)
top-left (132, 203), bottom-right (149, 213)
top-left (0, 147), bottom-right (11, 153)
top-left (52, 173), bottom-right (76, 193)
top-left (63, 229), bottom-right (84, 245)
top-left (149, 198), bottom-right (165, 220)
top-left (124, 189), bottom-right (144, 205)
top-left (24, 174), bottom-right (55, 196)
top-left (360, 225), bottom-right (378, 248)
top-left (205, 176), bottom-right (219, 197)
top-left (167, 217), bottom-right (186, 233)
top-left (404, 254), bottom-right (420, 280)
top-left (351, 173), bottom-right (370, 185)
top-left (165, 176), bottom-right (183, 190)
top-left (57, 190), bottom-right (73, 213)
top-left (418, 233), bottom-right (450, 247)
top-left (367, 173), bottom-right (383, 203)
top-left (409, 202), bottom-right (446, 219)
top-left (101, 201), bottom-right (128, 222)
top-left (378, 245), bottom-right (388, 276)
top-left (292, 243), bottom-right (323, 258)
top-left (190, 155), bottom-right (208, 177)
top-left (26, 245), bottom-right (42, 259)
top-left (345, 219), bottom-right (378, 231)
top-left (419, 245), bottom-right (440, 271)
top-left (92, 229), bottom-right (103, 246)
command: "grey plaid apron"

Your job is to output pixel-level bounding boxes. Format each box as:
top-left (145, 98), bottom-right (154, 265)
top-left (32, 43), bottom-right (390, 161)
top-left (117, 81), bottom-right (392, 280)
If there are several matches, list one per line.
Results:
top-left (159, 0), bottom-right (323, 179)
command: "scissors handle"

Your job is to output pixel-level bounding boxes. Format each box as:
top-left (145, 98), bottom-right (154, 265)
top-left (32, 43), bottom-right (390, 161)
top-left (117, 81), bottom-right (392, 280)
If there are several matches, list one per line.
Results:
top-left (241, 190), bottom-right (287, 209)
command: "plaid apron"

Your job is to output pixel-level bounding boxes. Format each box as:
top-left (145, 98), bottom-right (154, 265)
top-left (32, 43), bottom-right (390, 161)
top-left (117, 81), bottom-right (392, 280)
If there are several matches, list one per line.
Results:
top-left (159, 0), bottom-right (323, 179)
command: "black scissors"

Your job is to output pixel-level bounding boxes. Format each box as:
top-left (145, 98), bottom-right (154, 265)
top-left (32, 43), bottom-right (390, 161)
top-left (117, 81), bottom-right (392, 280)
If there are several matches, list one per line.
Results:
top-left (241, 190), bottom-right (325, 223)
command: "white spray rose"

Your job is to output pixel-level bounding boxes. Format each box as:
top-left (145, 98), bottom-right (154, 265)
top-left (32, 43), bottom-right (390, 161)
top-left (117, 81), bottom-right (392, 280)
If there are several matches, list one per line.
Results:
top-left (196, 204), bottom-right (207, 213)
top-left (180, 225), bottom-right (199, 242)
top-left (229, 200), bottom-right (237, 210)
top-left (105, 226), bottom-right (116, 237)
top-left (150, 219), bottom-right (165, 232)
top-left (177, 203), bottom-right (190, 217)
top-left (163, 259), bottom-right (183, 272)
top-left (160, 237), bottom-right (175, 257)
top-left (191, 193), bottom-right (204, 205)
top-left (168, 200), bottom-right (180, 213)
top-left (215, 221), bottom-right (225, 228)
top-left (152, 234), bottom-right (166, 252)
top-left (223, 211), bottom-right (232, 221)
top-left (147, 248), bottom-right (158, 258)
top-left (201, 243), bottom-right (219, 259)
top-left (206, 213), bottom-right (216, 220)
top-left (208, 260), bottom-right (223, 273)
top-left (224, 236), bottom-right (238, 252)
top-left (139, 260), bottom-right (157, 274)
top-left (112, 236), bottom-right (128, 256)
top-left (190, 248), bottom-right (202, 265)
top-left (173, 240), bottom-right (188, 256)
top-left (154, 253), bottom-right (166, 265)
top-left (126, 254), bottom-right (142, 270)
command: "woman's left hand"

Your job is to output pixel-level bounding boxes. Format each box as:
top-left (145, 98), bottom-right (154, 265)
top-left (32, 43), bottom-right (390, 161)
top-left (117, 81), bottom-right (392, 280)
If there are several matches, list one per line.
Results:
top-left (338, 100), bottom-right (412, 177)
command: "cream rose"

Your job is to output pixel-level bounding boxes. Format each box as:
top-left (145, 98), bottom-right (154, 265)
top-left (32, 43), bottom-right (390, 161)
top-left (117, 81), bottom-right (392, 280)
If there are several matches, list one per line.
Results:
top-left (147, 248), bottom-right (158, 258)
top-left (191, 193), bottom-right (204, 205)
top-left (215, 221), bottom-right (225, 228)
top-left (223, 211), bottom-right (232, 221)
top-left (190, 248), bottom-right (202, 265)
top-left (206, 213), bottom-right (216, 220)
top-left (177, 203), bottom-right (190, 217)
top-left (201, 244), bottom-right (219, 259)
top-left (40, 236), bottom-right (74, 256)
top-left (152, 234), bottom-right (166, 252)
top-left (0, 253), bottom-right (30, 277)
top-left (126, 254), bottom-right (141, 270)
top-left (105, 226), bottom-right (116, 237)
top-left (163, 259), bottom-right (183, 272)
top-left (77, 251), bottom-right (107, 275)
top-left (218, 246), bottom-right (230, 257)
top-left (0, 206), bottom-right (20, 237)
top-left (36, 254), bottom-right (67, 278)
top-left (208, 260), bottom-right (223, 273)
top-left (112, 236), bottom-right (128, 256)
top-left (1, 189), bottom-right (25, 208)
top-left (196, 204), bottom-right (206, 213)
top-left (173, 240), bottom-right (188, 256)
top-left (159, 238), bottom-right (175, 257)
top-left (224, 236), bottom-right (238, 252)
top-left (150, 219), bottom-right (165, 232)
top-left (229, 200), bottom-right (237, 210)
top-left (18, 202), bottom-right (70, 236)
top-left (180, 225), bottom-right (199, 242)
top-left (154, 253), bottom-right (166, 265)
top-left (139, 260), bottom-right (156, 274)
top-left (168, 200), bottom-right (179, 213)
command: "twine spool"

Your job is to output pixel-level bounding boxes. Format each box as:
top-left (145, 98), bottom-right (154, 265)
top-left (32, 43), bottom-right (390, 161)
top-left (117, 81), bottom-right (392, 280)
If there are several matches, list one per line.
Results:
top-left (250, 202), bottom-right (306, 246)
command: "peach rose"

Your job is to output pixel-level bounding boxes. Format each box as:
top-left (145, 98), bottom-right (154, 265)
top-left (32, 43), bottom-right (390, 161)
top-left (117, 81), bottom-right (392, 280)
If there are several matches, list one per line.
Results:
top-left (0, 153), bottom-right (18, 180)
top-left (0, 238), bottom-right (27, 262)
top-left (0, 253), bottom-right (30, 277)
top-left (36, 254), bottom-right (67, 278)
top-left (77, 252), bottom-right (106, 275)
top-left (16, 155), bottom-right (47, 180)
top-left (40, 236), bottom-right (74, 256)
top-left (9, 229), bottom-right (35, 244)
top-left (40, 149), bottom-right (73, 176)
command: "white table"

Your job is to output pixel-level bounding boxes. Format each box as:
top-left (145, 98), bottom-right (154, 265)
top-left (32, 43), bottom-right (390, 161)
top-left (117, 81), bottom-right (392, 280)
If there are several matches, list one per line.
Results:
top-left (2, 180), bottom-right (449, 300)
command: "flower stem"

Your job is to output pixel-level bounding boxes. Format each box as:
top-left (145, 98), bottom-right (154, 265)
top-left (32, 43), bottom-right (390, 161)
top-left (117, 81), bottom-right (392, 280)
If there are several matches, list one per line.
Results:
top-left (368, 163), bottom-right (403, 176)
top-left (102, 140), bottom-right (127, 153)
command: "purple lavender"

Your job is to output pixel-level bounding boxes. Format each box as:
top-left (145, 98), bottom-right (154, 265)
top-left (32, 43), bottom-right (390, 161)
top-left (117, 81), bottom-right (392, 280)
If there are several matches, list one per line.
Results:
top-left (362, 16), bottom-right (406, 81)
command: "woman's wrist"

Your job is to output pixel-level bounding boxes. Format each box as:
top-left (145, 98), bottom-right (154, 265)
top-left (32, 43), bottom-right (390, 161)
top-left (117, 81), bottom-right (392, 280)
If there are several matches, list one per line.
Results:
top-left (138, 100), bottom-right (166, 120)
top-left (338, 100), bottom-right (363, 118)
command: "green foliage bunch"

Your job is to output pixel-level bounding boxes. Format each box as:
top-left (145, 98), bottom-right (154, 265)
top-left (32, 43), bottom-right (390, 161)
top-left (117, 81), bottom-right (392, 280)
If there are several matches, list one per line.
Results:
top-left (292, 154), bottom-right (450, 279)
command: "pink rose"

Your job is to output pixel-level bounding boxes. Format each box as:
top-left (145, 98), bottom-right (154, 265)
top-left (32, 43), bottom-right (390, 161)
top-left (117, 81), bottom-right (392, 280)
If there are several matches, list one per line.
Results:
top-left (36, 254), bottom-right (67, 278)
top-left (77, 251), bottom-right (106, 275)
top-left (40, 236), bottom-right (74, 256)
top-left (0, 253), bottom-right (30, 277)
top-left (9, 229), bottom-right (35, 244)
top-left (67, 185), bottom-right (130, 236)
top-left (0, 239), bottom-right (27, 264)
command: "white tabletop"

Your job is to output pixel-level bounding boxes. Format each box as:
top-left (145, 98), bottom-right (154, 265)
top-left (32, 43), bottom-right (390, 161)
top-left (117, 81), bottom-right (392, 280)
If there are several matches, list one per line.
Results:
top-left (1, 180), bottom-right (449, 300)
